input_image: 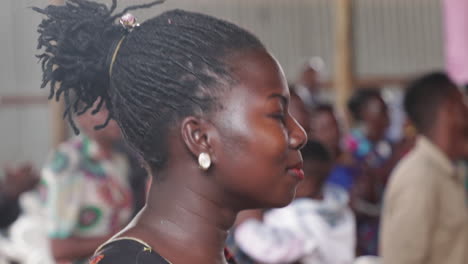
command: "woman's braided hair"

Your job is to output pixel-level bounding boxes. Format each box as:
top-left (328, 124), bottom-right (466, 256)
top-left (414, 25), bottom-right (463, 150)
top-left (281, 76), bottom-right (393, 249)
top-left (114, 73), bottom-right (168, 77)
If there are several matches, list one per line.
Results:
top-left (34, 0), bottom-right (264, 171)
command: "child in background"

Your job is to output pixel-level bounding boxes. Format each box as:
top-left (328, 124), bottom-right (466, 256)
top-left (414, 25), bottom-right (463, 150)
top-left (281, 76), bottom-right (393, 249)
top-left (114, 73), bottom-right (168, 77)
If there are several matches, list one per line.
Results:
top-left (234, 141), bottom-right (356, 264)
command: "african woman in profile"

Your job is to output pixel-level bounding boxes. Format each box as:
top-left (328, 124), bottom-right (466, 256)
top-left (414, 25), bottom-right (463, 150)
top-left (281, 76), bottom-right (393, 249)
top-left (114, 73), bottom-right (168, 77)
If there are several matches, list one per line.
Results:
top-left (34, 1), bottom-right (307, 263)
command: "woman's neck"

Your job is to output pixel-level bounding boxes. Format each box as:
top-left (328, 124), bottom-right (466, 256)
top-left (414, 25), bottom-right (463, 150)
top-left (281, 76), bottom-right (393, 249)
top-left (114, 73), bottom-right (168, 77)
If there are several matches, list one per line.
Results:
top-left (125, 173), bottom-right (238, 264)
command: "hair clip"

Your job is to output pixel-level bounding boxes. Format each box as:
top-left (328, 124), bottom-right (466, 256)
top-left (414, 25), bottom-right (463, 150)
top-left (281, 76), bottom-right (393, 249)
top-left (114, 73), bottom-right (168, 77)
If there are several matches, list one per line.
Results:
top-left (109, 13), bottom-right (139, 77)
top-left (119, 13), bottom-right (140, 31)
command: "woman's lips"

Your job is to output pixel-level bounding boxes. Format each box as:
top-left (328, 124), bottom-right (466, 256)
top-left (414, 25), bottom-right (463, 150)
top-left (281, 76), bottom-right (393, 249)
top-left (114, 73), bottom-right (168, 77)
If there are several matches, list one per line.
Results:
top-left (289, 168), bottom-right (305, 180)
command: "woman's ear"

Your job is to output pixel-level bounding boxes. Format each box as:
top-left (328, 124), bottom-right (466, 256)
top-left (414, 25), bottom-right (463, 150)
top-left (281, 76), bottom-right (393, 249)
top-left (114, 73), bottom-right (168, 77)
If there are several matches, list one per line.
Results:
top-left (180, 116), bottom-right (218, 163)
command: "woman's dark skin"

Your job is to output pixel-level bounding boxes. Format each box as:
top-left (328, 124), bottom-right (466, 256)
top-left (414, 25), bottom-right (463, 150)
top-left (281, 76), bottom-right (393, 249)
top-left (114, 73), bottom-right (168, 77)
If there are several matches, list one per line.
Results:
top-left (115, 49), bottom-right (307, 263)
top-left (234, 88), bottom-right (311, 230)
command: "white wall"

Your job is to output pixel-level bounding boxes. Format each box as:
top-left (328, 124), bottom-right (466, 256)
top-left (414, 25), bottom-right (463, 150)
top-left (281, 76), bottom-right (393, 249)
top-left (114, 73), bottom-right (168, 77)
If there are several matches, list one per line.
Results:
top-left (0, 0), bottom-right (51, 169)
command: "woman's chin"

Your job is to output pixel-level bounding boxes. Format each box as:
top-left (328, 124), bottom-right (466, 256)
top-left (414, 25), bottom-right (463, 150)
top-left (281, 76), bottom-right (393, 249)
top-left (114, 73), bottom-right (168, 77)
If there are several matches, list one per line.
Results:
top-left (261, 191), bottom-right (297, 209)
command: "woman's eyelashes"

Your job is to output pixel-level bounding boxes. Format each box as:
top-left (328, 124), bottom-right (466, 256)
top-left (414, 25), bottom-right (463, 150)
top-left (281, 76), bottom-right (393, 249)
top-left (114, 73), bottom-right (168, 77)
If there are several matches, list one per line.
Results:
top-left (270, 112), bottom-right (286, 124)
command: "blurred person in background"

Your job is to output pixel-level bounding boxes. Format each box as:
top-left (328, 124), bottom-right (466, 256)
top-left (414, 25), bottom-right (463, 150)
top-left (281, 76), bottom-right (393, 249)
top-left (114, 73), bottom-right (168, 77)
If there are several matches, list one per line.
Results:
top-left (344, 88), bottom-right (401, 256)
top-left (294, 57), bottom-right (324, 109)
top-left (289, 87), bottom-right (312, 134)
top-left (309, 104), bottom-right (340, 158)
top-left (345, 88), bottom-right (392, 170)
top-left (0, 163), bottom-right (39, 229)
top-left (380, 72), bottom-right (468, 264)
top-left (40, 98), bottom-right (138, 263)
top-left (309, 104), bottom-right (357, 193)
top-left (395, 118), bottom-right (417, 157)
top-left (234, 141), bottom-right (355, 264)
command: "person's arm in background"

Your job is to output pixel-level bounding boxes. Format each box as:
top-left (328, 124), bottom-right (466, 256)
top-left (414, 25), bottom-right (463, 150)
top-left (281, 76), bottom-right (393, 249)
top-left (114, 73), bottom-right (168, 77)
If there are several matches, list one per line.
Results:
top-left (380, 171), bottom-right (436, 264)
top-left (0, 163), bottom-right (39, 229)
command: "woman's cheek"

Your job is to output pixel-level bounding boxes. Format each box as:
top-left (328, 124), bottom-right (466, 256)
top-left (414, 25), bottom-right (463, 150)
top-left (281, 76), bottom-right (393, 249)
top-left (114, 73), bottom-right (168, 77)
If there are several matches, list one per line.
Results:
top-left (258, 123), bottom-right (289, 160)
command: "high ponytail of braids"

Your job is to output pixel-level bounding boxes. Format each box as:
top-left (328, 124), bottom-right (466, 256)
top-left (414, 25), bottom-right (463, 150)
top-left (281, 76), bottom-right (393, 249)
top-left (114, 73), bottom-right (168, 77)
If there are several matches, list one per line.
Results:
top-left (35, 0), bottom-right (265, 173)
top-left (34, 0), bottom-right (164, 133)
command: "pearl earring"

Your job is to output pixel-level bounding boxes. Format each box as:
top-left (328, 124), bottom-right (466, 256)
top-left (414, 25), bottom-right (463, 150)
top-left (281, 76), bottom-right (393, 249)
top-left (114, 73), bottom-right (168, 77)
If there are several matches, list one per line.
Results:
top-left (198, 152), bottom-right (211, 170)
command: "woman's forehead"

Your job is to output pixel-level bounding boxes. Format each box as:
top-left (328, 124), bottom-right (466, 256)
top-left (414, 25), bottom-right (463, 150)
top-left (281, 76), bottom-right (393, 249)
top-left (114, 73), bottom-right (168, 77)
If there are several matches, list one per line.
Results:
top-left (227, 49), bottom-right (288, 97)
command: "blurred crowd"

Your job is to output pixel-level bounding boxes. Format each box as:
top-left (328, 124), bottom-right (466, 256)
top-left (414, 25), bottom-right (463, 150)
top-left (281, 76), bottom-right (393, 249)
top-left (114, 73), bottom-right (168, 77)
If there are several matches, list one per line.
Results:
top-left (224, 63), bottom-right (468, 264)
top-left (1, 59), bottom-right (467, 264)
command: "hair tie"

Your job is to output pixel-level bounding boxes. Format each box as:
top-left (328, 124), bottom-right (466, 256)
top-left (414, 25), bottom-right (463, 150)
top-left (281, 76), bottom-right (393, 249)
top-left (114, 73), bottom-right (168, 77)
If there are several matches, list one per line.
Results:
top-left (109, 13), bottom-right (140, 77)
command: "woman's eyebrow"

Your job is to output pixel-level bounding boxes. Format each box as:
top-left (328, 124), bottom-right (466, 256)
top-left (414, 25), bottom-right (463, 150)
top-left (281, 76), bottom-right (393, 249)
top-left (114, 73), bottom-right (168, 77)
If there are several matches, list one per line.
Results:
top-left (268, 94), bottom-right (288, 106)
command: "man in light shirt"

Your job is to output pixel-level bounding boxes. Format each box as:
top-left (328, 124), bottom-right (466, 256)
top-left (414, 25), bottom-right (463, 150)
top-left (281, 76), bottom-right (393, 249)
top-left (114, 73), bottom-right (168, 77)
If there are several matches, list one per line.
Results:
top-left (380, 72), bottom-right (468, 264)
